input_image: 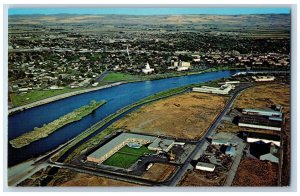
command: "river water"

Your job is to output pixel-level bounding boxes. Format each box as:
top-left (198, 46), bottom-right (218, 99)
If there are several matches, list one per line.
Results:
top-left (8, 70), bottom-right (238, 166)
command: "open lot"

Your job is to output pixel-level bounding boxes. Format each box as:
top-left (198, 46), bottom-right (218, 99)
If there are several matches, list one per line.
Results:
top-left (142, 163), bottom-right (177, 182)
top-left (234, 83), bottom-right (290, 116)
top-left (111, 92), bottom-right (228, 140)
top-left (178, 167), bottom-right (227, 186)
top-left (102, 145), bottom-right (155, 169)
top-left (48, 168), bottom-right (137, 186)
top-left (232, 158), bottom-right (278, 186)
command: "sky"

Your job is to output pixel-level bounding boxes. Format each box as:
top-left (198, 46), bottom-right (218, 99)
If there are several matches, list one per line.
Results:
top-left (8, 7), bottom-right (291, 15)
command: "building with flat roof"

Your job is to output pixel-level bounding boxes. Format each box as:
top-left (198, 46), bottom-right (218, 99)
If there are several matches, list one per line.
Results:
top-left (225, 146), bottom-right (236, 156)
top-left (238, 115), bottom-right (282, 131)
top-left (192, 83), bottom-right (234, 95)
top-left (247, 132), bottom-right (280, 147)
top-left (148, 138), bottom-right (175, 152)
top-left (259, 144), bottom-right (279, 163)
top-left (87, 133), bottom-right (157, 164)
top-left (87, 133), bottom-right (177, 164)
top-left (252, 76), bottom-right (275, 82)
top-left (195, 162), bottom-right (215, 172)
top-left (242, 108), bottom-right (282, 119)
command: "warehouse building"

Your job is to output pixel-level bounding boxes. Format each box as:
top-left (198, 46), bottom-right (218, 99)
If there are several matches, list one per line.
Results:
top-left (87, 133), bottom-right (157, 164)
top-left (148, 137), bottom-right (175, 152)
top-left (247, 132), bottom-right (280, 147)
top-left (242, 108), bottom-right (282, 119)
top-left (259, 144), bottom-right (279, 163)
top-left (195, 162), bottom-right (215, 172)
top-left (87, 133), bottom-right (176, 164)
top-left (192, 83), bottom-right (234, 95)
top-left (252, 76), bottom-right (275, 82)
top-left (238, 115), bottom-right (282, 131)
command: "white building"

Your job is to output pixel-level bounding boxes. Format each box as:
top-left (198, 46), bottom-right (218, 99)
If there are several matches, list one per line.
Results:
top-left (252, 76), bottom-right (275, 82)
top-left (142, 62), bottom-right (154, 74)
top-left (192, 84), bottom-right (234, 95)
top-left (177, 61), bottom-right (191, 71)
top-left (195, 162), bottom-right (215, 172)
top-left (168, 61), bottom-right (191, 71)
top-left (246, 132), bottom-right (280, 147)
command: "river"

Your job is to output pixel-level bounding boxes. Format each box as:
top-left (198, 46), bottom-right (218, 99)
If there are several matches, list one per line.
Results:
top-left (8, 70), bottom-right (238, 166)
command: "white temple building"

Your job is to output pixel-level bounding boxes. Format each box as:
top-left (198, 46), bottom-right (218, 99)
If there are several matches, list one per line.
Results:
top-left (142, 62), bottom-right (154, 74)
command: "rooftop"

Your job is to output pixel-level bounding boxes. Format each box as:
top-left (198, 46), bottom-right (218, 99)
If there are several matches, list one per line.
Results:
top-left (88, 133), bottom-right (157, 159)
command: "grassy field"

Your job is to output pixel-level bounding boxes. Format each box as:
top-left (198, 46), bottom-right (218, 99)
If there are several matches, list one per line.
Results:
top-left (102, 153), bottom-right (140, 168)
top-left (102, 145), bottom-right (155, 168)
top-left (10, 100), bottom-right (106, 148)
top-left (111, 92), bottom-right (228, 140)
top-left (102, 72), bottom-right (139, 83)
top-left (11, 88), bottom-right (78, 107)
top-left (118, 145), bottom-right (155, 156)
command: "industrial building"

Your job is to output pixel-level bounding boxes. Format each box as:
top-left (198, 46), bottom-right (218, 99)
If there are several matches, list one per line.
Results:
top-left (259, 144), bottom-right (279, 163)
top-left (211, 132), bottom-right (239, 146)
top-left (247, 132), bottom-right (280, 147)
top-left (225, 146), bottom-right (236, 156)
top-left (252, 76), bottom-right (275, 82)
top-left (87, 133), bottom-right (175, 164)
top-left (192, 83), bottom-right (234, 95)
top-left (148, 137), bottom-right (175, 152)
top-left (238, 115), bottom-right (282, 131)
top-left (195, 162), bottom-right (215, 172)
top-left (242, 108), bottom-right (282, 119)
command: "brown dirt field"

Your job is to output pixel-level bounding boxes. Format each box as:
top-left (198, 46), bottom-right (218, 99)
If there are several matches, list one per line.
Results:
top-left (142, 163), bottom-right (177, 182)
top-left (178, 169), bottom-right (227, 186)
top-left (48, 168), bottom-right (137, 187)
top-left (111, 92), bottom-right (228, 140)
top-left (232, 158), bottom-right (278, 186)
top-left (234, 83), bottom-right (290, 117)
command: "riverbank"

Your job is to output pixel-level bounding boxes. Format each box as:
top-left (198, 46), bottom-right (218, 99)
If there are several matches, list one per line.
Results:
top-left (8, 68), bottom-right (240, 115)
top-left (9, 100), bottom-right (107, 148)
top-left (8, 82), bottom-right (122, 116)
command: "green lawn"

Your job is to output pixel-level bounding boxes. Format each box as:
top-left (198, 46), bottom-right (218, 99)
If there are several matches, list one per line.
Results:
top-left (102, 145), bottom-right (155, 168)
top-left (102, 152), bottom-right (140, 169)
top-left (11, 88), bottom-right (79, 107)
top-left (118, 145), bottom-right (155, 156)
top-left (102, 72), bottom-right (139, 83)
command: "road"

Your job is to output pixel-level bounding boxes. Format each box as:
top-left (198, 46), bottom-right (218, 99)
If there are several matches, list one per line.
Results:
top-left (167, 83), bottom-right (252, 186)
top-left (223, 142), bottom-right (246, 186)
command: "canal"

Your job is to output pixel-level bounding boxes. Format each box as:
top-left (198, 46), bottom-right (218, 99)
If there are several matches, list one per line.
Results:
top-left (8, 70), bottom-right (238, 166)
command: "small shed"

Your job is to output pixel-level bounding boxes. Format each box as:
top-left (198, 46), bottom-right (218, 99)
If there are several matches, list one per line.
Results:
top-left (195, 162), bottom-right (215, 172)
top-left (225, 146), bottom-right (236, 156)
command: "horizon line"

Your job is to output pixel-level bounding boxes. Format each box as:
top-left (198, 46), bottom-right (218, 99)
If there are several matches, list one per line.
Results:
top-left (8, 8), bottom-right (291, 16)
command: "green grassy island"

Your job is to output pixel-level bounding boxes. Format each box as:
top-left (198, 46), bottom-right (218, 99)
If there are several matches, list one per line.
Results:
top-left (9, 100), bottom-right (106, 148)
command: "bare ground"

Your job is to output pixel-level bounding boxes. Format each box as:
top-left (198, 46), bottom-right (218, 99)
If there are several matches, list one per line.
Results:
top-left (111, 92), bottom-right (228, 140)
top-left (178, 168), bottom-right (227, 186)
top-left (48, 168), bottom-right (137, 186)
top-left (232, 158), bottom-right (278, 186)
top-left (141, 163), bottom-right (177, 182)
